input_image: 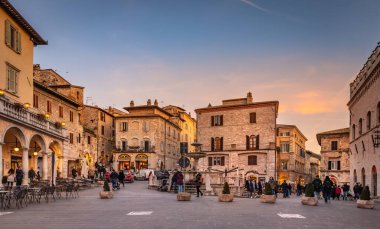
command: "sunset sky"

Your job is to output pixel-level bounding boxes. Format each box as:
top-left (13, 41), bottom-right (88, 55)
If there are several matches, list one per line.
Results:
top-left (12, 0), bottom-right (380, 152)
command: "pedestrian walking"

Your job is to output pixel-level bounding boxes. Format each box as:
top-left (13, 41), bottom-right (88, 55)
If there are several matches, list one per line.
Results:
top-left (312, 175), bottom-right (322, 200)
top-left (269, 177), bottom-right (276, 195)
top-left (110, 169), bottom-right (118, 190)
top-left (177, 171), bottom-right (184, 193)
top-left (258, 181), bottom-right (263, 195)
top-left (331, 185), bottom-right (336, 200)
top-left (336, 185), bottom-right (342, 200)
top-left (195, 173), bottom-right (203, 197)
top-left (281, 180), bottom-right (288, 198)
top-left (15, 166), bottom-right (24, 186)
top-left (171, 170), bottom-right (178, 191)
top-left (72, 167), bottom-right (77, 179)
top-left (322, 176), bottom-right (333, 203)
top-left (148, 171), bottom-right (154, 186)
top-left (288, 183), bottom-right (292, 196)
top-left (28, 167), bottom-right (36, 183)
top-left (297, 183), bottom-right (302, 196)
top-left (36, 170), bottom-right (41, 181)
top-left (342, 183), bottom-right (349, 200)
top-left (7, 168), bottom-right (15, 189)
top-left (118, 170), bottom-right (125, 187)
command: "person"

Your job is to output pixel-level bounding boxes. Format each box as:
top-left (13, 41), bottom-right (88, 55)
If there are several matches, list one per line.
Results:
top-left (28, 167), bottom-right (36, 183)
top-left (353, 183), bottom-right (359, 200)
top-left (7, 168), bottom-right (15, 189)
top-left (171, 170), bottom-right (178, 191)
top-left (296, 183), bottom-right (302, 196)
top-left (72, 167), bottom-right (77, 179)
top-left (248, 179), bottom-right (254, 198)
top-left (105, 169), bottom-right (111, 182)
top-left (269, 177), bottom-right (276, 195)
top-left (342, 183), bottom-right (350, 200)
top-left (312, 175), bottom-right (323, 200)
top-left (336, 185), bottom-right (342, 200)
top-left (148, 171), bottom-right (154, 186)
top-left (118, 170), bottom-right (125, 187)
top-left (110, 169), bottom-right (118, 190)
top-left (322, 176), bottom-right (333, 203)
top-left (331, 185), bottom-right (336, 200)
top-left (288, 183), bottom-right (292, 196)
top-left (195, 173), bottom-right (203, 197)
top-left (36, 171), bottom-right (41, 181)
top-left (258, 181), bottom-right (262, 195)
top-left (274, 181), bottom-right (279, 198)
top-left (15, 166), bottom-right (24, 186)
top-left (281, 180), bottom-right (288, 198)
top-left (177, 171), bottom-right (184, 193)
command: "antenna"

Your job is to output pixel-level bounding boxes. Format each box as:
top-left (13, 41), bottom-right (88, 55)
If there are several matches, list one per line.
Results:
top-left (86, 97), bottom-right (93, 104)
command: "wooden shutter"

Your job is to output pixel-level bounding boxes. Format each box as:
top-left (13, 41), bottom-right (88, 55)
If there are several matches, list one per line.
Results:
top-left (337, 161), bottom-right (341, 170)
top-left (221, 156), bottom-right (225, 166)
top-left (246, 135), bottom-right (249, 150)
top-left (8, 68), bottom-right (16, 92)
top-left (220, 115), bottom-right (223, 125)
top-left (5, 20), bottom-right (11, 46)
top-left (220, 137), bottom-right (224, 151)
top-left (119, 122), bottom-right (123, 131)
top-left (328, 161), bottom-right (332, 170)
top-left (250, 112), bottom-right (256, 123)
top-left (211, 138), bottom-right (214, 151)
top-left (253, 155), bottom-right (257, 165)
top-left (208, 157), bottom-right (213, 166)
top-left (16, 31), bottom-right (21, 53)
top-left (126, 122), bottom-right (128, 131)
top-left (211, 116), bottom-right (214, 126)
top-left (256, 135), bottom-right (260, 149)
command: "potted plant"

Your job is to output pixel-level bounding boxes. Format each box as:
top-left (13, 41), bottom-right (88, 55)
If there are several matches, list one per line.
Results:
top-left (99, 180), bottom-right (113, 199)
top-left (260, 182), bottom-right (276, 203)
top-left (218, 182), bottom-right (234, 202)
top-left (357, 186), bottom-right (375, 209)
top-left (177, 192), bottom-right (192, 201)
top-left (301, 183), bottom-right (318, 206)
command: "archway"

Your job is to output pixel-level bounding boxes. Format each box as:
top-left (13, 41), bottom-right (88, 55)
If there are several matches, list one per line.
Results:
top-left (362, 168), bottom-right (366, 186)
top-left (118, 154), bottom-right (131, 170)
top-left (29, 134), bottom-right (46, 183)
top-left (48, 141), bottom-right (62, 184)
top-left (135, 154), bottom-right (148, 170)
top-left (354, 169), bottom-right (357, 183)
top-left (372, 166), bottom-right (377, 196)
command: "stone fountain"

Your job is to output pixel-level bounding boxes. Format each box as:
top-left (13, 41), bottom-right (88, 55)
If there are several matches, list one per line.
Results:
top-left (187, 142), bottom-right (206, 171)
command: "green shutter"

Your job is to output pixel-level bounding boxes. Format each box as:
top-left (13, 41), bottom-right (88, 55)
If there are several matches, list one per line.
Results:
top-left (5, 20), bottom-right (11, 46)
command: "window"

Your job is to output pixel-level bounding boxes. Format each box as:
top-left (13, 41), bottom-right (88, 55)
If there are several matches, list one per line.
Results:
top-left (211, 115), bottom-right (223, 126)
top-left (331, 141), bottom-right (338, 151)
top-left (100, 112), bottom-right (105, 122)
top-left (280, 143), bottom-right (290, 152)
top-left (359, 118), bottom-right (363, 135)
top-left (367, 111), bottom-right (371, 131)
top-left (6, 65), bottom-right (19, 94)
top-left (144, 140), bottom-right (150, 152)
top-left (120, 122), bottom-right (128, 132)
top-left (47, 100), bottom-right (52, 113)
top-left (78, 134), bottom-right (81, 143)
top-left (143, 121), bottom-right (150, 132)
top-left (59, 106), bottom-right (63, 118)
top-left (121, 139), bottom-right (128, 151)
top-left (69, 111), bottom-right (74, 122)
top-left (249, 112), bottom-right (257, 123)
top-left (246, 135), bottom-right (259, 150)
top-left (87, 136), bottom-right (91, 145)
top-left (5, 20), bottom-right (21, 53)
top-left (352, 124), bottom-right (356, 140)
top-left (208, 156), bottom-right (225, 166)
top-left (33, 94), bottom-right (38, 108)
top-left (78, 113), bottom-right (81, 124)
top-left (212, 137), bottom-right (223, 151)
top-left (281, 161), bottom-right (288, 170)
top-left (248, 155), bottom-right (257, 165)
top-left (76, 91), bottom-right (80, 100)
top-left (328, 161), bottom-right (340, 170)
top-left (69, 133), bottom-right (74, 144)
top-left (101, 125), bottom-right (105, 135)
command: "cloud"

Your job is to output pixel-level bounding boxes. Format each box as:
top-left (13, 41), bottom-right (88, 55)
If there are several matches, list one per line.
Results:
top-left (240, 0), bottom-right (272, 14)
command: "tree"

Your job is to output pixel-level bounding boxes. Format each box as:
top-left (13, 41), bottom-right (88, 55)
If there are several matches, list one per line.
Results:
top-left (360, 186), bottom-right (371, 200)
top-left (305, 183), bottom-right (315, 197)
top-left (264, 182), bottom-right (273, 195)
top-left (103, 180), bottom-right (110, 192)
top-left (222, 182), bottom-right (230, 194)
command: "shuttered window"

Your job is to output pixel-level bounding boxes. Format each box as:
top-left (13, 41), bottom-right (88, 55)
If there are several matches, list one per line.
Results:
top-left (248, 155), bottom-right (257, 165)
top-left (59, 106), bottom-right (63, 118)
top-left (249, 112), bottom-right (256, 123)
top-left (120, 122), bottom-right (128, 131)
top-left (246, 135), bottom-right (260, 150)
top-left (5, 20), bottom-right (22, 53)
top-left (101, 125), bottom-right (105, 135)
top-left (331, 141), bottom-right (338, 151)
top-left (69, 111), bottom-right (74, 122)
top-left (7, 65), bottom-right (18, 94)
top-left (33, 94), bottom-right (39, 108)
top-left (70, 133), bottom-right (74, 144)
top-left (211, 115), bottom-right (223, 126)
top-left (47, 100), bottom-right (52, 113)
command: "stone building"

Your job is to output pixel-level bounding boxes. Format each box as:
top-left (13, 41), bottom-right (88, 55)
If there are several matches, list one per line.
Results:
top-left (82, 128), bottom-right (97, 176)
top-left (316, 128), bottom-right (350, 186)
top-left (196, 92), bottom-right (278, 183)
top-left (276, 124), bottom-right (310, 184)
top-left (113, 100), bottom-right (181, 171)
top-left (348, 43), bottom-right (380, 196)
top-left (308, 151), bottom-right (321, 180)
top-left (162, 105), bottom-right (197, 153)
top-left (83, 105), bottom-right (116, 166)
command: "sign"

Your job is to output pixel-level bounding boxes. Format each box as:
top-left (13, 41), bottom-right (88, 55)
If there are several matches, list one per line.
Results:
top-left (135, 154), bottom-right (148, 161)
top-left (118, 154), bottom-right (131, 160)
top-left (178, 156), bottom-right (190, 168)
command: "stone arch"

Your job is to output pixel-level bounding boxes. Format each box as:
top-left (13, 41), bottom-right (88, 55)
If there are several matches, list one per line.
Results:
top-left (1, 126), bottom-right (28, 148)
top-left (29, 134), bottom-right (47, 153)
top-left (361, 167), bottom-right (366, 186)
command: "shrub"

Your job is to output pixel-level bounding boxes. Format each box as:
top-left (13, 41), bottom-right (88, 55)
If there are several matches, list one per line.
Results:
top-left (222, 182), bottom-right (230, 194)
top-left (305, 183), bottom-right (315, 197)
top-left (360, 186), bottom-right (371, 200)
top-left (264, 182), bottom-right (273, 195)
top-left (103, 180), bottom-right (110, 192)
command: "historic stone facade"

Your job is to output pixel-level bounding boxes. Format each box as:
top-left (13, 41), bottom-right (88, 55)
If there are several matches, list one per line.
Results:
top-left (276, 124), bottom-right (311, 184)
top-left (113, 100), bottom-right (181, 171)
top-left (348, 43), bottom-right (380, 196)
top-left (317, 128), bottom-right (350, 186)
top-left (82, 128), bottom-right (97, 177)
top-left (196, 92), bottom-right (278, 183)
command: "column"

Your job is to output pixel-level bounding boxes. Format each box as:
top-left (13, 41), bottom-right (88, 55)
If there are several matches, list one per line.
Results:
top-left (0, 143), bottom-right (3, 188)
top-left (22, 148), bottom-right (29, 186)
top-left (42, 152), bottom-right (48, 180)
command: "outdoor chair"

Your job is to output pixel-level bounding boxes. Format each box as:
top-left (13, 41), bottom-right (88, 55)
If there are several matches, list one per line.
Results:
top-left (73, 184), bottom-right (80, 198)
top-left (65, 184), bottom-right (74, 199)
top-left (45, 186), bottom-right (56, 202)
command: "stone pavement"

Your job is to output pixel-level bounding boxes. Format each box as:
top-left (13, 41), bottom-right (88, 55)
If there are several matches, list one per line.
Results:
top-left (0, 182), bottom-right (379, 229)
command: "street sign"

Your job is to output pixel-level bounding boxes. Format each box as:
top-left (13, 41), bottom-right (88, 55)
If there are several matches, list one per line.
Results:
top-left (178, 156), bottom-right (190, 168)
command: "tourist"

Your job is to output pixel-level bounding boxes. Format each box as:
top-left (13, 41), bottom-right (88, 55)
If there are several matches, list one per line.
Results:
top-left (118, 170), bottom-right (125, 187)
top-left (322, 176), bottom-right (333, 203)
top-left (247, 179), bottom-right (254, 198)
top-left (331, 185), bottom-right (336, 200)
top-left (288, 183), bottom-right (292, 196)
top-left (296, 183), bottom-right (302, 196)
top-left (269, 177), bottom-right (276, 195)
top-left (36, 171), bottom-right (41, 181)
top-left (110, 169), bottom-right (118, 190)
top-left (281, 180), bottom-right (288, 198)
top-left (177, 171), bottom-right (184, 193)
top-left (7, 168), bottom-right (15, 189)
top-left (274, 181), bottom-right (279, 198)
top-left (336, 185), bottom-right (342, 200)
top-left (72, 167), bottom-right (77, 179)
top-left (342, 183), bottom-right (350, 200)
top-left (195, 173), bottom-right (203, 197)
top-left (15, 166), bottom-right (24, 186)
top-left (105, 169), bottom-right (111, 182)
top-left (148, 171), bottom-right (154, 186)
top-left (312, 175), bottom-right (322, 200)
top-left (28, 167), bottom-right (36, 183)
top-left (171, 170), bottom-right (178, 191)
top-left (258, 181), bottom-right (262, 195)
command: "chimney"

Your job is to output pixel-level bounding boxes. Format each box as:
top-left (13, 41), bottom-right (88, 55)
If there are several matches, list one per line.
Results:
top-left (208, 103), bottom-right (212, 107)
top-left (247, 92), bottom-right (253, 104)
top-left (147, 99), bottom-right (152, 106)
top-left (154, 99), bottom-right (158, 106)
top-left (130, 100), bottom-right (134, 107)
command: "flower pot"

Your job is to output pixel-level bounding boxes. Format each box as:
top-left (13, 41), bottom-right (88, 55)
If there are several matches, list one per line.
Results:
top-left (218, 194), bottom-right (234, 202)
top-left (301, 196), bottom-right (318, 206)
top-left (260, 194), bottom-right (276, 203)
top-left (177, 192), bottom-right (191, 201)
top-left (99, 191), bottom-right (113, 199)
top-left (357, 199), bottom-right (375, 209)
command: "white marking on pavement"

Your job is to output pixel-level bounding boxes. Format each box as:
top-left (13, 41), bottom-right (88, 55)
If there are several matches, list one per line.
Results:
top-left (0, 212), bottom-right (14, 216)
top-left (277, 213), bottom-right (306, 219)
top-left (127, 211), bottom-right (153, 216)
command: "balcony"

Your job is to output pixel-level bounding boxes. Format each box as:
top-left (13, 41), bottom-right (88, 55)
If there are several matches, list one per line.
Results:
top-left (114, 145), bottom-right (156, 153)
top-left (0, 96), bottom-right (65, 139)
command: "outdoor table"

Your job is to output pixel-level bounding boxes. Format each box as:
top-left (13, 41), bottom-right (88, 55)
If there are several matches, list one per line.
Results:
top-left (0, 190), bottom-right (10, 209)
top-left (27, 188), bottom-right (41, 203)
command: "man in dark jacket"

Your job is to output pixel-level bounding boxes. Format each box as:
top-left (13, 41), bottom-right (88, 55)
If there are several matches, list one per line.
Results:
top-left (281, 180), bottom-right (288, 198)
top-left (15, 166), bottom-right (24, 186)
top-left (312, 175), bottom-right (323, 199)
top-left (342, 183), bottom-right (350, 200)
top-left (28, 167), bottom-right (36, 183)
top-left (322, 176), bottom-right (333, 203)
top-left (118, 170), bottom-right (125, 188)
top-left (195, 173), bottom-right (203, 197)
top-left (72, 167), bottom-right (77, 179)
top-left (110, 169), bottom-right (119, 190)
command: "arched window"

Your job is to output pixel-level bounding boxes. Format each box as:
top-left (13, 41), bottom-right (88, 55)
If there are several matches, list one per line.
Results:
top-left (362, 167), bottom-right (366, 186)
top-left (354, 169), bottom-right (357, 183)
top-left (352, 124), bottom-right (356, 140)
top-left (359, 118), bottom-right (363, 135)
top-left (367, 111), bottom-right (371, 131)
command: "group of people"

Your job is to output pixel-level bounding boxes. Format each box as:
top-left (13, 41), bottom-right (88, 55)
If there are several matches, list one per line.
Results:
top-left (169, 171), bottom-right (203, 197)
top-left (312, 175), bottom-right (352, 203)
top-left (6, 166), bottom-right (41, 188)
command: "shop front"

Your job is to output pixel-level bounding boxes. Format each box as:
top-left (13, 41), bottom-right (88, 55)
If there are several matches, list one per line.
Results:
top-left (135, 154), bottom-right (148, 170)
top-left (118, 154), bottom-right (131, 171)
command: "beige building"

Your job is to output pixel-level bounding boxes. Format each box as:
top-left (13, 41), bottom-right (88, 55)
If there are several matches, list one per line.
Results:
top-left (82, 128), bottom-right (97, 176)
top-left (316, 128), bottom-right (350, 186)
top-left (276, 124), bottom-right (311, 184)
top-left (348, 43), bottom-right (380, 196)
top-left (113, 99), bottom-right (181, 171)
top-left (309, 151), bottom-right (321, 180)
top-left (196, 92), bottom-right (278, 183)
top-left (162, 105), bottom-right (197, 153)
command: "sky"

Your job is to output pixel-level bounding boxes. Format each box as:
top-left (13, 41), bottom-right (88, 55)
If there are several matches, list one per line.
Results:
top-left (10, 0), bottom-right (380, 153)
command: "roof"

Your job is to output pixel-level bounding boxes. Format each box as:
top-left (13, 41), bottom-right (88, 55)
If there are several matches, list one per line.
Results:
top-left (195, 101), bottom-right (279, 114)
top-left (84, 105), bottom-right (114, 117)
top-left (277, 124), bottom-right (308, 141)
top-left (124, 105), bottom-right (175, 118)
top-left (34, 80), bottom-right (81, 107)
top-left (0, 0), bottom-right (47, 45)
top-left (316, 127), bottom-right (350, 145)
top-left (163, 105), bottom-right (186, 112)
